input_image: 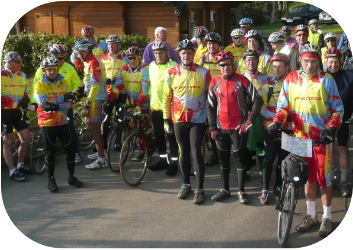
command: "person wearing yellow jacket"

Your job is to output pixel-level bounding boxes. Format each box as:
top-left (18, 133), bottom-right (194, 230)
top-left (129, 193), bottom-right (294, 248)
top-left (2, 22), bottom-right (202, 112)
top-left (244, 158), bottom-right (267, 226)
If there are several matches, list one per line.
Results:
top-left (225, 28), bottom-right (247, 69)
top-left (34, 57), bottom-right (83, 192)
top-left (308, 19), bottom-right (324, 49)
top-left (31, 44), bottom-right (84, 164)
top-left (1, 52), bottom-right (33, 181)
top-left (72, 40), bottom-right (108, 170)
top-left (147, 41), bottom-right (179, 175)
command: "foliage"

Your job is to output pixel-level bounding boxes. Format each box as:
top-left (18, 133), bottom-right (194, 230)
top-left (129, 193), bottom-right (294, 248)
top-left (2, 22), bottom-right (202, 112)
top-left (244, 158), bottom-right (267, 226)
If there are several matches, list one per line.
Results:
top-left (240, 2), bottom-right (273, 26)
top-left (1, 29), bottom-right (148, 78)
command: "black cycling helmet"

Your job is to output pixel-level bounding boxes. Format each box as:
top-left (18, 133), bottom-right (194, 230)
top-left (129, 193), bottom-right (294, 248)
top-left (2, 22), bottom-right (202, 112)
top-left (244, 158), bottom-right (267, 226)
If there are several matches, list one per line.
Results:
top-left (125, 46), bottom-right (143, 56)
top-left (204, 32), bottom-right (222, 44)
top-left (177, 39), bottom-right (196, 52)
top-left (72, 40), bottom-right (95, 52)
top-left (106, 34), bottom-right (121, 44)
top-left (243, 49), bottom-right (259, 60)
top-left (245, 30), bottom-right (262, 41)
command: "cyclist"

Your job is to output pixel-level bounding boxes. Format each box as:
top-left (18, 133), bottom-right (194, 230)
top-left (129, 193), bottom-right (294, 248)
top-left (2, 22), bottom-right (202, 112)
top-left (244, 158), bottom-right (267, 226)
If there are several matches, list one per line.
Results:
top-left (163, 39), bottom-right (212, 205)
top-left (1, 51), bottom-right (33, 181)
top-left (147, 41), bottom-right (179, 175)
top-left (324, 48), bottom-right (353, 197)
top-left (88, 34), bottom-right (128, 160)
top-left (268, 31), bottom-right (298, 74)
top-left (242, 49), bottom-right (269, 180)
top-left (207, 51), bottom-right (264, 203)
top-left (279, 26), bottom-right (298, 49)
top-left (337, 32), bottom-right (347, 51)
top-left (225, 28), bottom-right (247, 69)
top-left (33, 57), bottom-right (83, 192)
top-left (193, 27), bottom-right (209, 64)
top-left (31, 44), bottom-right (84, 164)
top-left (198, 32), bottom-right (223, 167)
top-left (142, 27), bottom-right (180, 65)
top-left (258, 53), bottom-right (291, 205)
top-left (81, 25), bottom-right (107, 58)
top-left (321, 33), bottom-right (342, 71)
top-left (236, 30), bottom-right (271, 75)
top-left (190, 26), bottom-right (208, 49)
top-left (307, 19), bottom-right (324, 49)
top-left (239, 18), bottom-right (269, 53)
top-left (269, 44), bottom-right (344, 237)
top-left (72, 40), bottom-right (108, 170)
top-left (290, 24), bottom-right (314, 70)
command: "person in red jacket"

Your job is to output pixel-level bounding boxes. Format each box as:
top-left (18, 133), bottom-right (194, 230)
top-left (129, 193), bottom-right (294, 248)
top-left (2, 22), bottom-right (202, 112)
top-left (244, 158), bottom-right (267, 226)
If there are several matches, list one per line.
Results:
top-left (207, 51), bottom-right (264, 204)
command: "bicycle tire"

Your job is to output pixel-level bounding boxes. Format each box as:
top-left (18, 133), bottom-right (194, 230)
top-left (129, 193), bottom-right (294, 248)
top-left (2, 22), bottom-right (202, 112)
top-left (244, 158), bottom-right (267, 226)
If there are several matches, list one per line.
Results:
top-left (30, 128), bottom-right (46, 175)
top-left (120, 131), bottom-right (148, 186)
top-left (277, 182), bottom-right (295, 247)
top-left (73, 107), bottom-right (95, 150)
top-left (107, 124), bottom-right (130, 172)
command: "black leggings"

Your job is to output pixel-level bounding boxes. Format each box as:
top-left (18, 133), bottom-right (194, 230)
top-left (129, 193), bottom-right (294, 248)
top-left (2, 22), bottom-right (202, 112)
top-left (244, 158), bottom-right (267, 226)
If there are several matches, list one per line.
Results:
top-left (151, 111), bottom-right (178, 158)
top-left (41, 124), bottom-right (75, 177)
top-left (174, 122), bottom-right (206, 189)
top-left (261, 130), bottom-right (290, 190)
top-left (67, 108), bottom-right (79, 154)
top-left (215, 130), bottom-right (248, 192)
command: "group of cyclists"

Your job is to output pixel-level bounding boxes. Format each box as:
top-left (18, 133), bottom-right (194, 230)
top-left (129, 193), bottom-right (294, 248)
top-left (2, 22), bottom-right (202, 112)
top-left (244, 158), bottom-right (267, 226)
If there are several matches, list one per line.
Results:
top-left (2, 17), bottom-right (352, 238)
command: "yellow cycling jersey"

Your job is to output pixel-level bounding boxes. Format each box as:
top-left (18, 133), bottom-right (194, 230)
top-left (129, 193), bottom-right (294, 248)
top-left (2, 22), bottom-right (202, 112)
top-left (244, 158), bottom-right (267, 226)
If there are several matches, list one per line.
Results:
top-left (100, 52), bottom-right (128, 80)
top-left (30, 62), bottom-right (83, 103)
top-left (34, 74), bottom-right (72, 127)
top-left (237, 52), bottom-right (272, 76)
top-left (193, 45), bottom-right (208, 64)
top-left (225, 43), bottom-right (247, 67)
top-left (199, 52), bottom-right (221, 79)
top-left (1, 67), bottom-right (29, 110)
top-left (163, 63), bottom-right (212, 123)
top-left (149, 59), bottom-right (178, 111)
top-left (308, 29), bottom-right (322, 47)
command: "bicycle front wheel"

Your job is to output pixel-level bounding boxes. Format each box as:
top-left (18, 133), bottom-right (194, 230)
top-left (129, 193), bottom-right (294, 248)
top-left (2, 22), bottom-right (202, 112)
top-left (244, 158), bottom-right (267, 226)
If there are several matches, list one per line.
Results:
top-left (73, 108), bottom-right (94, 150)
top-left (277, 182), bottom-right (296, 247)
top-left (120, 131), bottom-right (148, 186)
top-left (107, 124), bottom-right (130, 172)
top-left (30, 128), bottom-right (46, 175)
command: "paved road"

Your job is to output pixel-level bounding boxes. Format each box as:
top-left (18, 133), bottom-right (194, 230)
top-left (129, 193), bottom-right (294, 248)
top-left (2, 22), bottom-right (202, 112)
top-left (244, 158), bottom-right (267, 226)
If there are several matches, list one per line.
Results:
top-left (1, 132), bottom-right (352, 248)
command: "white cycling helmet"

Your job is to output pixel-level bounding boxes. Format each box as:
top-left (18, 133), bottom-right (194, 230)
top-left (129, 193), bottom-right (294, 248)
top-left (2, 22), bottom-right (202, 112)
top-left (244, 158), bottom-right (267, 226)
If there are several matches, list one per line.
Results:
top-left (231, 29), bottom-right (244, 37)
top-left (268, 31), bottom-right (286, 43)
top-left (324, 32), bottom-right (337, 41)
top-left (40, 57), bottom-right (58, 70)
top-left (106, 34), bottom-right (121, 44)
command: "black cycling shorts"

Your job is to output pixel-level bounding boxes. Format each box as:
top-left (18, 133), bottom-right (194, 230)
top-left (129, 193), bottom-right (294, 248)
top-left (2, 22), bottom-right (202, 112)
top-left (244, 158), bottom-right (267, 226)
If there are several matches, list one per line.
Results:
top-left (337, 122), bottom-right (350, 147)
top-left (1, 109), bottom-right (28, 136)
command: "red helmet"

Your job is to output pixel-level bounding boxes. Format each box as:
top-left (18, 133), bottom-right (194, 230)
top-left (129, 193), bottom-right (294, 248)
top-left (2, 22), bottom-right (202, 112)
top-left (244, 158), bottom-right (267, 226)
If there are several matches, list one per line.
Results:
top-left (215, 51), bottom-right (234, 64)
top-left (270, 53), bottom-right (290, 66)
top-left (81, 25), bottom-right (95, 37)
top-left (126, 46), bottom-right (142, 56)
top-left (193, 26), bottom-right (207, 39)
top-left (325, 48), bottom-right (342, 59)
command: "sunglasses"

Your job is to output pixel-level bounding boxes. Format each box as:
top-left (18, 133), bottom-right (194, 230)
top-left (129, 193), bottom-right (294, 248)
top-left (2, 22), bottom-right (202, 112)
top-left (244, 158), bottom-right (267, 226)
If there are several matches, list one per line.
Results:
top-left (232, 37), bottom-right (242, 40)
top-left (45, 67), bottom-right (58, 72)
top-left (56, 57), bottom-right (65, 60)
top-left (128, 57), bottom-right (137, 61)
top-left (13, 60), bottom-right (22, 64)
top-left (326, 40), bottom-right (335, 43)
top-left (218, 62), bottom-right (233, 67)
top-left (153, 51), bottom-right (165, 55)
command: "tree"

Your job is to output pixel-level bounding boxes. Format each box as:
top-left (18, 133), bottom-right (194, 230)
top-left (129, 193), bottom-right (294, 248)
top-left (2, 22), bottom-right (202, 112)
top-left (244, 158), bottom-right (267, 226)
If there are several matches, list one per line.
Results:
top-left (270, 2), bottom-right (276, 23)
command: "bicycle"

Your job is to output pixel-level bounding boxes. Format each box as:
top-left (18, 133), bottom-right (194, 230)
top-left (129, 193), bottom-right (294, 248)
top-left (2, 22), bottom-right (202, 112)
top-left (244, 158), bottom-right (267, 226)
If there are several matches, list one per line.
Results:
top-left (119, 112), bottom-right (156, 186)
top-left (106, 104), bottom-right (134, 172)
top-left (276, 134), bottom-right (328, 247)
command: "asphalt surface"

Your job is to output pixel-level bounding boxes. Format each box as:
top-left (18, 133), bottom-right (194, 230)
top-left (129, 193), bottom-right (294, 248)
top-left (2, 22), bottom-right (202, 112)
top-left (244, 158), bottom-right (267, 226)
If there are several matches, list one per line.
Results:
top-left (1, 131), bottom-right (352, 249)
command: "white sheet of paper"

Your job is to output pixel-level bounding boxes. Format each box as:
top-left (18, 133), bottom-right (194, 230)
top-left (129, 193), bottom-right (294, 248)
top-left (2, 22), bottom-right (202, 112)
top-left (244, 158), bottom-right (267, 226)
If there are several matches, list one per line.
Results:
top-left (281, 132), bottom-right (312, 157)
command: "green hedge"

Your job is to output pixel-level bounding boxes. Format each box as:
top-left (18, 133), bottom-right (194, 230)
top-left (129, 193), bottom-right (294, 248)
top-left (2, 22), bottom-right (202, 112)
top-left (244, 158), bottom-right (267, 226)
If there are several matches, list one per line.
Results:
top-left (1, 29), bottom-right (148, 78)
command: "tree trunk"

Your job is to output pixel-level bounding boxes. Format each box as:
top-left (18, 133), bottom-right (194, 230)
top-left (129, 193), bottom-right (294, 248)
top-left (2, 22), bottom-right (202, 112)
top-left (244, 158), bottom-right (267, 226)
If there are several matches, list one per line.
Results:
top-left (277, 1), bottom-right (282, 10)
top-left (270, 2), bottom-right (276, 23)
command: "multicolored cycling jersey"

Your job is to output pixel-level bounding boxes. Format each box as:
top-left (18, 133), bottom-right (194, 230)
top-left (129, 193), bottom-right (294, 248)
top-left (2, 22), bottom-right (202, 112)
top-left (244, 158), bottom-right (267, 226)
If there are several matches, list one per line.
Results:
top-left (207, 73), bottom-right (263, 131)
top-left (30, 62), bottom-right (83, 103)
top-left (243, 71), bottom-right (270, 91)
top-left (237, 51), bottom-right (272, 76)
top-left (163, 63), bottom-right (212, 123)
top-left (83, 55), bottom-right (107, 102)
top-left (100, 52), bottom-right (128, 80)
top-left (33, 74), bottom-right (72, 127)
top-left (193, 45), bottom-right (208, 64)
top-left (273, 70), bottom-right (344, 140)
top-left (1, 67), bottom-right (29, 110)
top-left (149, 59), bottom-right (178, 111)
top-left (225, 43), bottom-right (247, 68)
top-left (285, 37), bottom-right (298, 49)
top-left (199, 52), bottom-right (221, 78)
top-left (111, 63), bottom-right (150, 108)
top-left (260, 77), bottom-right (291, 130)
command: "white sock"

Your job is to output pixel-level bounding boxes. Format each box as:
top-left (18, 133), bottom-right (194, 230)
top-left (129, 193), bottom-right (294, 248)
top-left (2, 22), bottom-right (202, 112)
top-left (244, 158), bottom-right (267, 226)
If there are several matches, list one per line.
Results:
top-left (98, 157), bottom-right (105, 163)
top-left (340, 168), bottom-right (348, 183)
top-left (306, 201), bottom-right (316, 218)
top-left (9, 168), bottom-right (16, 176)
top-left (323, 205), bottom-right (332, 219)
top-left (16, 163), bottom-right (24, 168)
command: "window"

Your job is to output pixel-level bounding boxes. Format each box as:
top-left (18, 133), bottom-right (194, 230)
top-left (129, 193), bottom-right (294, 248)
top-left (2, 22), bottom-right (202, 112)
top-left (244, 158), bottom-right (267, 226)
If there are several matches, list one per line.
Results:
top-left (35, 8), bottom-right (69, 35)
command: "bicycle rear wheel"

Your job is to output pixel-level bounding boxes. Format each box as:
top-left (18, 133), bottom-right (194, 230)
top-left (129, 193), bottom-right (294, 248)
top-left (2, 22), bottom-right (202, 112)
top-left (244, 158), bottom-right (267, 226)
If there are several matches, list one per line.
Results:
top-left (30, 128), bottom-right (46, 175)
top-left (277, 182), bottom-right (295, 247)
top-left (73, 108), bottom-right (94, 150)
top-left (107, 124), bottom-right (130, 172)
top-left (120, 131), bottom-right (148, 186)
